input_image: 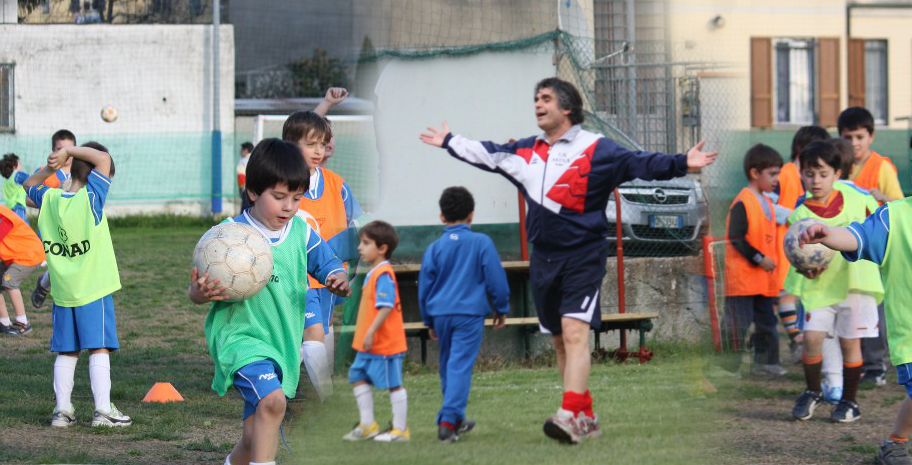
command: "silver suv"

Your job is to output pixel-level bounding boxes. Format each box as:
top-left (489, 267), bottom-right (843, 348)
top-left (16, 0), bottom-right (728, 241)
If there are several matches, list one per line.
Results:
top-left (605, 176), bottom-right (709, 256)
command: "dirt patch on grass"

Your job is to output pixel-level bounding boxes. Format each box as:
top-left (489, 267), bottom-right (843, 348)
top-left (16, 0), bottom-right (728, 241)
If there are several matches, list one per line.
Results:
top-left (714, 353), bottom-right (903, 464)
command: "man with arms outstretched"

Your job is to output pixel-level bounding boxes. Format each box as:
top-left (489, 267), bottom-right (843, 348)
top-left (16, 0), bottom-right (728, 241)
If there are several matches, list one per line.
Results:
top-left (420, 77), bottom-right (718, 444)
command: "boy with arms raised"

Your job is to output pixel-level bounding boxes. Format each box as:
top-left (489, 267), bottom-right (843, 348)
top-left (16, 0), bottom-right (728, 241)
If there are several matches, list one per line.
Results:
top-left (189, 138), bottom-right (350, 465)
top-left (787, 141), bottom-right (882, 423)
top-left (723, 144), bottom-right (785, 375)
top-left (283, 107), bottom-right (362, 399)
top-left (23, 142), bottom-right (127, 428)
top-left (343, 220), bottom-right (409, 443)
top-left (31, 129), bottom-right (77, 309)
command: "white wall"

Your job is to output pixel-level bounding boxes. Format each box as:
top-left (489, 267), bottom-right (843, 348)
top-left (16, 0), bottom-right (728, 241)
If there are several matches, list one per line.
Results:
top-left (371, 50), bottom-right (555, 226)
top-left (0, 24), bottom-right (235, 216)
top-left (0, 24), bottom-right (234, 136)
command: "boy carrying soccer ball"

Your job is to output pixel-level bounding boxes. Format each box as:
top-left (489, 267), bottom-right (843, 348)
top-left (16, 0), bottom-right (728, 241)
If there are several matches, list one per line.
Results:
top-left (189, 138), bottom-right (350, 465)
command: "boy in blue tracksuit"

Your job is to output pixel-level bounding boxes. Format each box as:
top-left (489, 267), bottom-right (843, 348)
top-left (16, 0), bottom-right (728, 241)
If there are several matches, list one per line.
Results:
top-left (419, 186), bottom-right (511, 443)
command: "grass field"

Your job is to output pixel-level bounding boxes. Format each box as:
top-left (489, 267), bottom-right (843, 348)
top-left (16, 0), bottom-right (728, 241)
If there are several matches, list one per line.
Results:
top-left (0, 219), bottom-right (729, 464)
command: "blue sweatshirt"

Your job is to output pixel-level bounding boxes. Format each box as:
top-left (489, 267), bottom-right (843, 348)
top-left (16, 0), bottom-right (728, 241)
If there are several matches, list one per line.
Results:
top-left (418, 224), bottom-right (510, 325)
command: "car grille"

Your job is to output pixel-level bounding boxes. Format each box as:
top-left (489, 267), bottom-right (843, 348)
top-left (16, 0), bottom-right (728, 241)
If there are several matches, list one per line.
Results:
top-left (630, 225), bottom-right (696, 240)
top-left (620, 192), bottom-right (690, 205)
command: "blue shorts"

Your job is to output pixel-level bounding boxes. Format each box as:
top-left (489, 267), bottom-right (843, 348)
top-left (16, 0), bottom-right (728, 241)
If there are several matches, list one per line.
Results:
top-left (348, 351), bottom-right (405, 390)
top-left (897, 363), bottom-right (912, 399)
top-left (234, 359), bottom-right (284, 420)
top-left (305, 287), bottom-right (342, 334)
top-left (50, 294), bottom-right (118, 353)
top-left (530, 243), bottom-right (610, 335)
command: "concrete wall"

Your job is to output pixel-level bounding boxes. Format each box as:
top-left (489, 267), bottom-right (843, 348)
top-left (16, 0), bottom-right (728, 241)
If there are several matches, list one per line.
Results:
top-left (0, 24), bottom-right (235, 215)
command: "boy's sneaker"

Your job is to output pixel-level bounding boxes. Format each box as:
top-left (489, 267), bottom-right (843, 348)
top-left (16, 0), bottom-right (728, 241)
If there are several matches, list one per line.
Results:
top-left (0, 323), bottom-right (19, 336)
top-left (12, 322), bottom-right (31, 335)
top-left (878, 439), bottom-right (912, 465)
top-left (753, 363), bottom-right (788, 376)
top-left (792, 390), bottom-right (823, 421)
top-left (51, 408), bottom-right (77, 427)
top-left (821, 381), bottom-right (843, 405)
top-left (830, 399), bottom-right (861, 423)
top-left (374, 427), bottom-right (410, 442)
top-left (342, 422), bottom-right (380, 441)
top-left (438, 424), bottom-right (458, 443)
top-left (456, 419), bottom-right (475, 436)
top-left (31, 278), bottom-right (49, 309)
top-left (92, 404), bottom-right (132, 427)
top-left (862, 370), bottom-right (888, 387)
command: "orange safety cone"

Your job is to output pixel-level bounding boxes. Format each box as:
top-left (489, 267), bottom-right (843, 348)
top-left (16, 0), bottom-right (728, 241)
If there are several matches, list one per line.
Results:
top-left (142, 382), bottom-right (185, 403)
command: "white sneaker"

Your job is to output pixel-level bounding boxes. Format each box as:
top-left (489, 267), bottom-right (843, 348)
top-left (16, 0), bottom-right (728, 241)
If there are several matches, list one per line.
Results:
top-left (51, 408), bottom-right (77, 427)
top-left (92, 404), bottom-right (132, 427)
top-left (374, 427), bottom-right (410, 442)
top-left (342, 421), bottom-right (380, 441)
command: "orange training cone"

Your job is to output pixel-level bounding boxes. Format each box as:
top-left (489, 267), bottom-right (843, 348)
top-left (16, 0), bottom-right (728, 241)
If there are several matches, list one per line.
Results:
top-left (142, 382), bottom-right (184, 403)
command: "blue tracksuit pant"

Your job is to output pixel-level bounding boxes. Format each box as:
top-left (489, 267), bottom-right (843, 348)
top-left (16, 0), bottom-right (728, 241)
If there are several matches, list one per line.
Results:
top-left (434, 314), bottom-right (485, 425)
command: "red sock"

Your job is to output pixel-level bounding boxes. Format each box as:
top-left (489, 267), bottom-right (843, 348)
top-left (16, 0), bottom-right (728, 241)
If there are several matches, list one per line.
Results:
top-left (441, 421), bottom-right (455, 431)
top-left (562, 390), bottom-right (594, 418)
top-left (581, 390), bottom-right (594, 418)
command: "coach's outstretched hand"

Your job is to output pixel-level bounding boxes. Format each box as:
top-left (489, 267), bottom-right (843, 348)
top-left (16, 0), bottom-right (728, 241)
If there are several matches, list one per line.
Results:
top-left (420, 121), bottom-right (451, 148)
top-left (686, 140), bottom-right (719, 169)
top-left (325, 272), bottom-right (352, 297)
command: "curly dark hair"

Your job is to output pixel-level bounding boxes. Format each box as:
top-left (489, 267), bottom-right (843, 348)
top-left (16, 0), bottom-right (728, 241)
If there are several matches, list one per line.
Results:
top-left (439, 186), bottom-right (475, 223)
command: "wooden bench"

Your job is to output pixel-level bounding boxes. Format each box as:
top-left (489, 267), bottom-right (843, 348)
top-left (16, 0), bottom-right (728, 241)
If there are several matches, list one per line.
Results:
top-left (389, 262), bottom-right (658, 364)
top-left (403, 312), bottom-right (658, 364)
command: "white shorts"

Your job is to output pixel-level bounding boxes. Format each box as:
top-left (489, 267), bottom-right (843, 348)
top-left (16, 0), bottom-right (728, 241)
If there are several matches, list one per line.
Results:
top-left (804, 293), bottom-right (879, 339)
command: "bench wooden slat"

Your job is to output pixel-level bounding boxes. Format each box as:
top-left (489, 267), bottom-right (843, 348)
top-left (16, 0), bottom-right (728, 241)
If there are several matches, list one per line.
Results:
top-left (402, 312), bottom-right (657, 331)
top-left (392, 260), bottom-right (530, 274)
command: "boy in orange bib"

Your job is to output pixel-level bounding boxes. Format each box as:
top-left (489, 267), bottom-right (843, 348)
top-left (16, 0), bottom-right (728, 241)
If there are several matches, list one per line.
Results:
top-left (342, 221), bottom-right (409, 443)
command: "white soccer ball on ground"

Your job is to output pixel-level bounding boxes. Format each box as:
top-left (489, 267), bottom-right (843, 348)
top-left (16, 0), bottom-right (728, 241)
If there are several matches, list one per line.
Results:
top-left (783, 218), bottom-right (837, 272)
top-left (100, 104), bottom-right (118, 123)
top-left (193, 222), bottom-right (273, 302)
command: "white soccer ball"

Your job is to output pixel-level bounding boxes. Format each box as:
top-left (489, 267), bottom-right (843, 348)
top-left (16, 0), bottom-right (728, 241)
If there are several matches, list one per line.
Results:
top-left (100, 104), bottom-right (118, 123)
top-left (193, 222), bottom-right (273, 302)
top-left (784, 218), bottom-right (837, 272)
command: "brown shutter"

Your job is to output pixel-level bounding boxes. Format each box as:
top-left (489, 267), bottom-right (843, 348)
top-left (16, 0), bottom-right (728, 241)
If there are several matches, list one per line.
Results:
top-left (750, 37), bottom-right (773, 128)
top-left (848, 38), bottom-right (866, 108)
top-left (817, 38), bottom-right (840, 128)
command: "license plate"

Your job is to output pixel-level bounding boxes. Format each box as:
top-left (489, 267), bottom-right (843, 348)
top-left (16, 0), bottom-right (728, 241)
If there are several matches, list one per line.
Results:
top-left (650, 215), bottom-right (683, 229)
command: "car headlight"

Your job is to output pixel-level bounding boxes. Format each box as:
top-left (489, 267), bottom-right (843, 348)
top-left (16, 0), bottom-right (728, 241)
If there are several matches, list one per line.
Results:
top-left (693, 180), bottom-right (705, 203)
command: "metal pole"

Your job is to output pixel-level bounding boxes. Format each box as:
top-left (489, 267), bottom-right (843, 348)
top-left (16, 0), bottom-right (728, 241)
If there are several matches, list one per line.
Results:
top-left (625, 0), bottom-right (638, 142)
top-left (211, 0), bottom-right (223, 215)
top-left (615, 188), bottom-right (626, 353)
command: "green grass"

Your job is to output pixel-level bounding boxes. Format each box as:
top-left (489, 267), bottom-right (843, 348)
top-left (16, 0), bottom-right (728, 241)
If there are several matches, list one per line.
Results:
top-left (0, 223), bottom-right (727, 464)
top-left (288, 356), bottom-right (723, 465)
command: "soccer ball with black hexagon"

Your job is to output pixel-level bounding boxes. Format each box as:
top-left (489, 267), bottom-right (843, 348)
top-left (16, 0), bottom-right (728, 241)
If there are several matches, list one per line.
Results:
top-left (193, 222), bottom-right (273, 301)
